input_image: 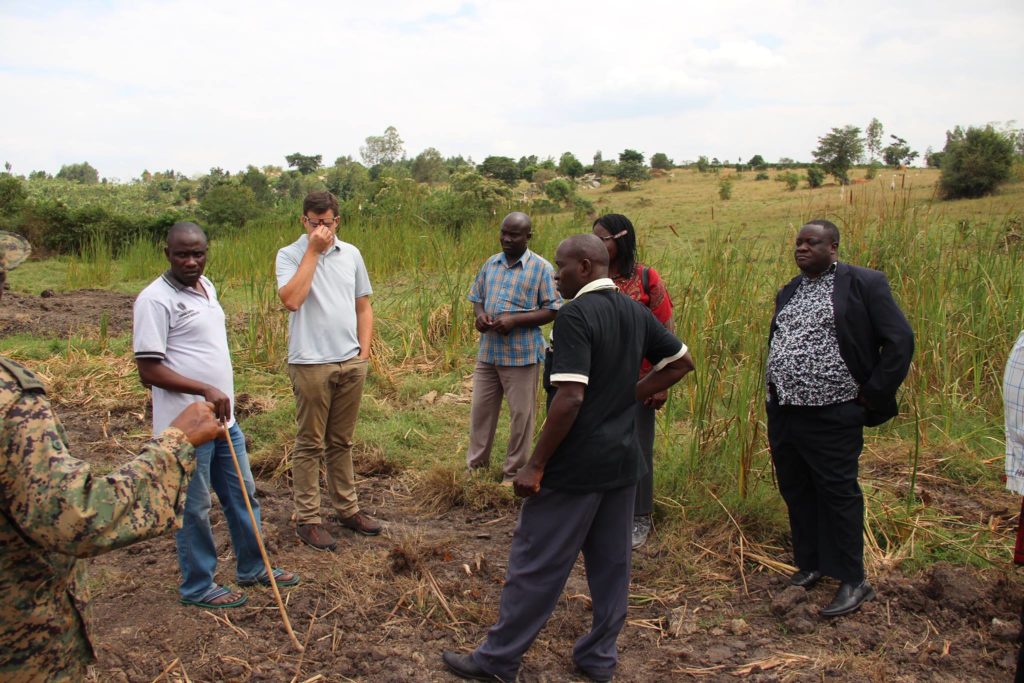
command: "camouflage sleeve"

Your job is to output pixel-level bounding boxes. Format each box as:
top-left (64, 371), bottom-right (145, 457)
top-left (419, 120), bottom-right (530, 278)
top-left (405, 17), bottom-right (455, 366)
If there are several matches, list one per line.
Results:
top-left (2, 390), bottom-right (196, 558)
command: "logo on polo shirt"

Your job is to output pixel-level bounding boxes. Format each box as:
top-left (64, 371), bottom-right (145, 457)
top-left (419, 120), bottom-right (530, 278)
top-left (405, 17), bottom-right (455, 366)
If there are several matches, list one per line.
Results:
top-left (175, 301), bottom-right (199, 322)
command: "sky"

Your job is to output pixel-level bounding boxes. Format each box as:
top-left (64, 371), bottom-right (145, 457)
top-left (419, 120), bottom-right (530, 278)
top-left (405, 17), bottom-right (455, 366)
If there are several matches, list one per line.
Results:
top-left (1, 0), bottom-right (1022, 181)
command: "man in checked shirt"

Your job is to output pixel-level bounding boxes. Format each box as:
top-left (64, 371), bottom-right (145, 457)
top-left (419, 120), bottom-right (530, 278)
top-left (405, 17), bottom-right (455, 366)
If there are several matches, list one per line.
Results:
top-left (466, 212), bottom-right (561, 484)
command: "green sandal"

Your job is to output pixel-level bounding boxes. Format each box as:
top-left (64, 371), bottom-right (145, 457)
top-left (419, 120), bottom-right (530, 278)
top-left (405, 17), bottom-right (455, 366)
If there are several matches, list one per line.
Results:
top-left (179, 585), bottom-right (248, 609)
top-left (238, 567), bottom-right (300, 588)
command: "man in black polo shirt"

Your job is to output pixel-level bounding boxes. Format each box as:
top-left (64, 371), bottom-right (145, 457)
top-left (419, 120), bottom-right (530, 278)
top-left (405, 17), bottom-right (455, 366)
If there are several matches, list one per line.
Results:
top-left (443, 234), bottom-right (694, 682)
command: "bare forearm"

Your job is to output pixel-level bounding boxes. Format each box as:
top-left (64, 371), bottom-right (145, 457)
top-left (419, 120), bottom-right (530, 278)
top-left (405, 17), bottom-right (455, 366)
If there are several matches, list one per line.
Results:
top-left (510, 308), bottom-right (557, 328)
top-left (636, 352), bottom-right (694, 402)
top-left (278, 251), bottom-right (320, 311)
top-left (137, 359), bottom-right (209, 396)
top-left (526, 386), bottom-right (583, 471)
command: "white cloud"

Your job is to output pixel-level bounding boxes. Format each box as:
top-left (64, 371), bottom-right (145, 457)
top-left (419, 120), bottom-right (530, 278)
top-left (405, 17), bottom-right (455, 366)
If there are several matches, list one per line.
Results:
top-left (0, 0), bottom-right (1021, 178)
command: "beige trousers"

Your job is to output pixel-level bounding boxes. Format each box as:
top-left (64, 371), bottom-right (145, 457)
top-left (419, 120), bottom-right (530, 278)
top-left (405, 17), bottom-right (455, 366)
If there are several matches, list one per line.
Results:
top-left (466, 361), bottom-right (540, 480)
top-left (288, 357), bottom-right (368, 524)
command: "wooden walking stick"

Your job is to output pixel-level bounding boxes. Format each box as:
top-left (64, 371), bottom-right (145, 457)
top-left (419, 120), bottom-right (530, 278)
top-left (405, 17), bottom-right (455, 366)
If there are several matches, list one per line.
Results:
top-left (223, 421), bottom-right (304, 652)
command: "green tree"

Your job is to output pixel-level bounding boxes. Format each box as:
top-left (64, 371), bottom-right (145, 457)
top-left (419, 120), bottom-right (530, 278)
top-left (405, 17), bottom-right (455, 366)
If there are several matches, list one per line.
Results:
top-left (411, 147), bottom-right (448, 184)
top-left (557, 152), bottom-right (584, 178)
top-left (614, 149), bottom-right (648, 190)
top-left (360, 126), bottom-right (404, 167)
top-left (56, 162), bottom-right (99, 184)
top-left (239, 165), bottom-right (274, 204)
top-left (324, 159), bottom-right (370, 201)
top-left (285, 153), bottom-right (322, 175)
top-left (939, 125), bottom-right (1015, 199)
top-left (806, 166), bottom-right (825, 188)
top-left (0, 174), bottom-right (27, 218)
top-left (747, 154), bottom-right (766, 169)
top-left (695, 155), bottom-right (710, 173)
top-left (881, 135), bottom-right (919, 167)
top-left (619, 149), bottom-right (644, 165)
top-left (925, 147), bottom-right (944, 168)
top-left (650, 152), bottom-right (674, 170)
top-left (718, 178), bottom-right (733, 200)
top-left (544, 178), bottom-right (574, 204)
top-left (812, 126), bottom-right (864, 184)
top-left (866, 117), bottom-right (884, 162)
top-left (478, 156), bottom-right (521, 186)
top-left (200, 184), bottom-right (259, 227)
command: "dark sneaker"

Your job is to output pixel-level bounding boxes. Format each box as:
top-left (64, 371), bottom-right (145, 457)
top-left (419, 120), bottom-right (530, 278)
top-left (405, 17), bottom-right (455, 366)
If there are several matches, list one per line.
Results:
top-left (296, 523), bottom-right (337, 551)
top-left (631, 515), bottom-right (652, 549)
top-left (337, 511), bottom-right (382, 536)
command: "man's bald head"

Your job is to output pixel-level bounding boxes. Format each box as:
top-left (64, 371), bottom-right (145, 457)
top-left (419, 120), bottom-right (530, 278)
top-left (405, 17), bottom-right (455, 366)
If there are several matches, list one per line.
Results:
top-left (501, 212), bottom-right (532, 232)
top-left (166, 221), bottom-right (207, 246)
top-left (553, 234), bottom-right (610, 299)
top-left (559, 234), bottom-right (609, 268)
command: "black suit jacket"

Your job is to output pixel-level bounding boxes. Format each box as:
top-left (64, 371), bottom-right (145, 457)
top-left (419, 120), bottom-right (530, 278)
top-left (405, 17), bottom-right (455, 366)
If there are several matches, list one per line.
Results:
top-left (769, 262), bottom-right (915, 426)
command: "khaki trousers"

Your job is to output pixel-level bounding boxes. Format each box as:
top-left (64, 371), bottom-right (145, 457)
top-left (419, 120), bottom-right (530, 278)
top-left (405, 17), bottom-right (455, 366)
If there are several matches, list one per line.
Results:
top-left (466, 361), bottom-right (540, 480)
top-left (288, 357), bottom-right (368, 524)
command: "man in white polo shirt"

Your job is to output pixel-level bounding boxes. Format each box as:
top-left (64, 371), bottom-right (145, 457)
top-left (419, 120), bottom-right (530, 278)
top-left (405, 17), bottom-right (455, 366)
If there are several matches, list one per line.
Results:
top-left (134, 222), bottom-right (297, 608)
top-left (277, 191), bottom-right (380, 551)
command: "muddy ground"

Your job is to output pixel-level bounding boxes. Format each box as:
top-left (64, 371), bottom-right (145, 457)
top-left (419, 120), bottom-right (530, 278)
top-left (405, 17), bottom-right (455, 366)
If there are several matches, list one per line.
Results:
top-left (5, 288), bottom-right (1024, 681)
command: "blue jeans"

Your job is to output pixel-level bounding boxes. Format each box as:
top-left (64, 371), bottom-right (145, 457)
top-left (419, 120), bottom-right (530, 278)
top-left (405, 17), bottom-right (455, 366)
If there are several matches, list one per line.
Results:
top-left (176, 423), bottom-right (264, 601)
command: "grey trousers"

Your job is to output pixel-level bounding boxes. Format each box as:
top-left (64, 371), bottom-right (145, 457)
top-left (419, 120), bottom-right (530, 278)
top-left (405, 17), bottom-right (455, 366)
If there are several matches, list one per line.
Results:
top-left (472, 484), bottom-right (636, 681)
top-left (466, 361), bottom-right (540, 480)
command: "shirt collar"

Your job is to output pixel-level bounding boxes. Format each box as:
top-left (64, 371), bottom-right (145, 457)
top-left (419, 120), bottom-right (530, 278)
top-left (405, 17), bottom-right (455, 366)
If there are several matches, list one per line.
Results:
top-left (497, 248), bottom-right (532, 268)
top-left (161, 270), bottom-right (203, 292)
top-left (572, 277), bottom-right (618, 299)
top-left (801, 260), bottom-right (838, 283)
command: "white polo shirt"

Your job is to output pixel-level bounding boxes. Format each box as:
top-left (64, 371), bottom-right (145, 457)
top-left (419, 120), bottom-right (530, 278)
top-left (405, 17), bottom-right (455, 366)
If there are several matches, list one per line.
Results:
top-left (133, 272), bottom-right (235, 434)
top-left (275, 234), bottom-right (372, 365)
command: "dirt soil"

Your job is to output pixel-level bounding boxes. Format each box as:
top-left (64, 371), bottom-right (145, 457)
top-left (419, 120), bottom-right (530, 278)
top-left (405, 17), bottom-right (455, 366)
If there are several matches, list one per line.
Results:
top-left (5, 289), bottom-right (1023, 681)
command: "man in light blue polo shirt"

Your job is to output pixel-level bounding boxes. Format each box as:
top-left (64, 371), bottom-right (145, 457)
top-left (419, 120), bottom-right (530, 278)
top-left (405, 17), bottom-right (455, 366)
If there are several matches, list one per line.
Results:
top-left (277, 191), bottom-right (380, 551)
top-left (134, 222), bottom-right (297, 608)
top-left (466, 212), bottom-right (560, 484)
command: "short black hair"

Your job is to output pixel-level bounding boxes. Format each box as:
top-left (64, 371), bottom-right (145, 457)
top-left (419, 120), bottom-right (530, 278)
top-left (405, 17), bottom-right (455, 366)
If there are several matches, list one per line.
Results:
top-left (592, 213), bottom-right (637, 275)
top-left (805, 219), bottom-right (840, 245)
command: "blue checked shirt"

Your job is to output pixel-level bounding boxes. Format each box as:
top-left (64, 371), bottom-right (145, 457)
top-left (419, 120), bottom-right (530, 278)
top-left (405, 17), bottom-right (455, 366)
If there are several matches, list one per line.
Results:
top-left (468, 249), bottom-right (561, 366)
top-left (1004, 330), bottom-right (1024, 494)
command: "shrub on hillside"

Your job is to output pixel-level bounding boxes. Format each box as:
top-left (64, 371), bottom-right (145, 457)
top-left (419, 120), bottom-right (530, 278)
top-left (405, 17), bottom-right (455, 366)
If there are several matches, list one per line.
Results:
top-left (775, 172), bottom-right (800, 191)
top-left (939, 125), bottom-right (1015, 200)
top-left (718, 178), bottom-right (733, 200)
top-left (755, 171), bottom-right (770, 181)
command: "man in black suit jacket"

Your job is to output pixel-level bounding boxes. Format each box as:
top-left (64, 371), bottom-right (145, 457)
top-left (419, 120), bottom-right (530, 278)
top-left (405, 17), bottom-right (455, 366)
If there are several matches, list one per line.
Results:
top-left (766, 219), bottom-right (914, 617)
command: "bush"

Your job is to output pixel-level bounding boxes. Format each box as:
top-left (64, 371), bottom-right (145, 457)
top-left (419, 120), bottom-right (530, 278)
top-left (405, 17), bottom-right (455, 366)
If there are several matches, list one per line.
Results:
top-left (939, 125), bottom-right (1016, 199)
top-left (806, 166), bottom-right (825, 188)
top-left (775, 172), bottom-right (800, 191)
top-left (755, 171), bottom-right (770, 181)
top-left (865, 162), bottom-right (881, 180)
top-left (200, 184), bottom-right (260, 228)
top-left (543, 178), bottom-right (573, 204)
top-left (718, 178), bottom-right (733, 200)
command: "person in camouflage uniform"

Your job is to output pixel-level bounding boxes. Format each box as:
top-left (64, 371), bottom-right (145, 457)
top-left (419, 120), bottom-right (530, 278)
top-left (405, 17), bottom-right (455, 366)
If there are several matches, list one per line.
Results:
top-left (0, 231), bottom-right (223, 682)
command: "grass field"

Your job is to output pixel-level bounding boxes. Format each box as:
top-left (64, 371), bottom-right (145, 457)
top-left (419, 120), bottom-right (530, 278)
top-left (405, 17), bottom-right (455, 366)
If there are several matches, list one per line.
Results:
top-left (5, 166), bottom-right (1023, 574)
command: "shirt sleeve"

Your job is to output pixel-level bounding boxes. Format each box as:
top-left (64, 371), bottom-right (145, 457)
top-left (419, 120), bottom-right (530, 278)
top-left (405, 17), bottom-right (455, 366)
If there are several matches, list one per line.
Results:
top-left (645, 267), bottom-right (674, 331)
top-left (275, 247), bottom-right (298, 291)
top-left (132, 295), bottom-right (169, 360)
top-left (467, 262), bottom-right (487, 304)
top-left (538, 261), bottom-right (562, 311)
top-left (643, 308), bottom-right (687, 370)
top-left (1, 391), bottom-right (196, 559)
top-left (549, 305), bottom-right (591, 385)
top-left (353, 248), bottom-right (373, 298)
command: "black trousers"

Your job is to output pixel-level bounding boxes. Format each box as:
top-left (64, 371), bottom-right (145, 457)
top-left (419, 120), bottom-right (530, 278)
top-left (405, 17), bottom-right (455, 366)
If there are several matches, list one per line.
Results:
top-left (767, 400), bottom-right (866, 584)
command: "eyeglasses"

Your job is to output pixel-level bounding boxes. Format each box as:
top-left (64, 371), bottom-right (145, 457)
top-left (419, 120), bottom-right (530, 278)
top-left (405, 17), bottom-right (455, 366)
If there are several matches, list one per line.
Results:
top-left (598, 230), bottom-right (627, 242)
top-left (303, 216), bottom-right (339, 228)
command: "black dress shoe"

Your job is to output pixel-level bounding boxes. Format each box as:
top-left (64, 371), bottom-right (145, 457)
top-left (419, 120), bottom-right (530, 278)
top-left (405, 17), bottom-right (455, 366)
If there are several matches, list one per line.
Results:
top-left (820, 580), bottom-right (875, 617)
top-left (789, 569), bottom-right (822, 589)
top-left (575, 664), bottom-right (614, 681)
top-left (442, 651), bottom-right (504, 682)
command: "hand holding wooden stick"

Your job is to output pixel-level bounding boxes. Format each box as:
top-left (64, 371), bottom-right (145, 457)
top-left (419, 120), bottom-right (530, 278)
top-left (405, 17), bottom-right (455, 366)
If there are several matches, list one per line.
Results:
top-left (223, 420), bottom-right (304, 652)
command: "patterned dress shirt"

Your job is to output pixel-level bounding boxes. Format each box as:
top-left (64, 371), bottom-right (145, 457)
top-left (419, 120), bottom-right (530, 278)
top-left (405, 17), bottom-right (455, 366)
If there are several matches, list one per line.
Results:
top-left (766, 263), bottom-right (859, 406)
top-left (468, 249), bottom-right (561, 366)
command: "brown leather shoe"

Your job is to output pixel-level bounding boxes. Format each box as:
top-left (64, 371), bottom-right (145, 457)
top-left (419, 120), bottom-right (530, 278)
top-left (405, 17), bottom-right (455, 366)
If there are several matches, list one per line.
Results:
top-left (336, 511), bottom-right (382, 536)
top-left (296, 523), bottom-right (337, 551)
